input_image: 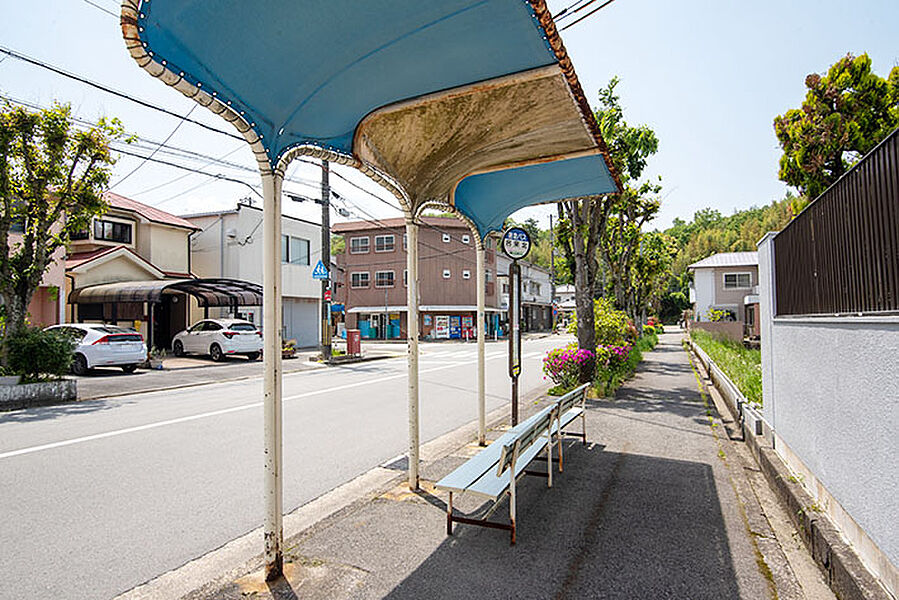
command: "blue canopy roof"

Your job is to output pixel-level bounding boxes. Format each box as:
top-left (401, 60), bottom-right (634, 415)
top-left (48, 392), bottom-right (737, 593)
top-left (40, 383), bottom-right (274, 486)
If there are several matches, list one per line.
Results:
top-left (136, 2), bottom-right (562, 164)
top-left (123, 0), bottom-right (619, 227)
top-left (454, 154), bottom-right (617, 236)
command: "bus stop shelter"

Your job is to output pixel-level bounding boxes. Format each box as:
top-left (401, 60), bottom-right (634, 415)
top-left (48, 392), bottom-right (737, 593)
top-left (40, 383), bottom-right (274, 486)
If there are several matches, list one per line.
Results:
top-left (121, 0), bottom-right (619, 578)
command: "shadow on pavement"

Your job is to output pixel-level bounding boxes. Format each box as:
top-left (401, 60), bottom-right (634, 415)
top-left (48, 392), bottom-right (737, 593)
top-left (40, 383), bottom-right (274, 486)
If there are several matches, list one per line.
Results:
top-left (385, 447), bottom-right (739, 600)
top-left (283, 443), bottom-right (742, 600)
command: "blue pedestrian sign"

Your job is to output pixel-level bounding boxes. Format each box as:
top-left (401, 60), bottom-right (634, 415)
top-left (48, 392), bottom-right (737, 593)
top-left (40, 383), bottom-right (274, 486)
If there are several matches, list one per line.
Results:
top-left (312, 260), bottom-right (330, 280)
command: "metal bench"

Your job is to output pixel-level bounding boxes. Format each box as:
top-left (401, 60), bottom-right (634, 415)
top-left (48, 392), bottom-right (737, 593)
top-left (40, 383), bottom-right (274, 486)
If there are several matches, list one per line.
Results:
top-left (434, 383), bottom-right (591, 544)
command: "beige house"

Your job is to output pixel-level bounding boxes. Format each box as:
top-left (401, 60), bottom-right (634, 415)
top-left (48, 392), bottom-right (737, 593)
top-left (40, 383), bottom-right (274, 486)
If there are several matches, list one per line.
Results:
top-left (65, 192), bottom-right (200, 349)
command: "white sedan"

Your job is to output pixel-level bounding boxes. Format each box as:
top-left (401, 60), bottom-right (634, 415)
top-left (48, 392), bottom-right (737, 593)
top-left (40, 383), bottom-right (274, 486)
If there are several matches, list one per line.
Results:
top-left (46, 324), bottom-right (148, 375)
top-left (171, 319), bottom-right (262, 361)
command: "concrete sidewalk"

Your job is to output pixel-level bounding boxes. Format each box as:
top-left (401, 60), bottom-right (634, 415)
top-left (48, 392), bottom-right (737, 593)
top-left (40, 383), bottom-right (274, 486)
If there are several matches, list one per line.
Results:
top-left (128, 333), bottom-right (824, 599)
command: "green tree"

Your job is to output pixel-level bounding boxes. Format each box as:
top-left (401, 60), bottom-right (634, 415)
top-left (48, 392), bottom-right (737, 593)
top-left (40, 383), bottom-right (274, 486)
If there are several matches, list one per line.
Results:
top-left (630, 231), bottom-right (677, 320)
top-left (0, 102), bottom-right (123, 362)
top-left (556, 77), bottom-right (660, 379)
top-left (774, 53), bottom-right (899, 211)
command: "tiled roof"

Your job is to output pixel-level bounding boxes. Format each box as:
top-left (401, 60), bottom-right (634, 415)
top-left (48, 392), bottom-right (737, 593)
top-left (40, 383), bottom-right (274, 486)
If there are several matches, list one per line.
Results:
top-left (66, 246), bottom-right (119, 269)
top-left (104, 192), bottom-right (199, 230)
top-left (688, 251), bottom-right (758, 270)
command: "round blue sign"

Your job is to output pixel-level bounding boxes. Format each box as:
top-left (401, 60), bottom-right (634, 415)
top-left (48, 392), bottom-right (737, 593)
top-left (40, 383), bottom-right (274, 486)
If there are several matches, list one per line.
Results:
top-left (501, 227), bottom-right (531, 260)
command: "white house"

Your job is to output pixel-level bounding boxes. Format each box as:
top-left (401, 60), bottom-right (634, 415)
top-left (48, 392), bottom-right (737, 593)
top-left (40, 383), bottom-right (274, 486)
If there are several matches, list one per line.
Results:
top-left (687, 252), bottom-right (758, 323)
top-left (184, 202), bottom-right (323, 348)
top-left (496, 254), bottom-right (553, 331)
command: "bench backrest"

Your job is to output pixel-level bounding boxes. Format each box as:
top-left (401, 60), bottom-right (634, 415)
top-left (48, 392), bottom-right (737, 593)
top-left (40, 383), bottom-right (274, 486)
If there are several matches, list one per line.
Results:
top-left (556, 382), bottom-right (590, 415)
top-left (497, 406), bottom-right (555, 476)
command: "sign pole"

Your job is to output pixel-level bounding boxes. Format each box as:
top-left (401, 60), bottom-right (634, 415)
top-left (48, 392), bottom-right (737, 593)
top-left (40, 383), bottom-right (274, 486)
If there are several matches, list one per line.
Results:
top-left (501, 226), bottom-right (530, 428)
top-left (509, 259), bottom-right (521, 425)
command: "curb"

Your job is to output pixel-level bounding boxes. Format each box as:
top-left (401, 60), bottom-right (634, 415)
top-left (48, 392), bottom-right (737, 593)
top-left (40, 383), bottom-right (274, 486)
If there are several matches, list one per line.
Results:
top-left (685, 338), bottom-right (892, 600)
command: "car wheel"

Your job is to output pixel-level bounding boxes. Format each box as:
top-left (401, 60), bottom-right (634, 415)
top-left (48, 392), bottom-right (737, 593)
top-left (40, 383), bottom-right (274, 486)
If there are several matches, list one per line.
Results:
top-left (245, 352), bottom-right (260, 361)
top-left (72, 354), bottom-right (88, 376)
top-left (121, 364), bottom-right (138, 374)
top-left (173, 340), bottom-right (185, 357)
top-left (210, 343), bottom-right (224, 362)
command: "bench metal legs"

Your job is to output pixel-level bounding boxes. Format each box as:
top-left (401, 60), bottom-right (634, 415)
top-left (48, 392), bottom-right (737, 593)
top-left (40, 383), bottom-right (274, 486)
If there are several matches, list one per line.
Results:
top-left (447, 492), bottom-right (453, 536)
top-left (446, 489), bottom-right (516, 545)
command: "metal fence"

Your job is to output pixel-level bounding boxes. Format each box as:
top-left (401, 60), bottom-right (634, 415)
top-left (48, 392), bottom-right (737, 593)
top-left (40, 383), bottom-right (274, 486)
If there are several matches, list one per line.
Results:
top-left (774, 128), bottom-right (899, 316)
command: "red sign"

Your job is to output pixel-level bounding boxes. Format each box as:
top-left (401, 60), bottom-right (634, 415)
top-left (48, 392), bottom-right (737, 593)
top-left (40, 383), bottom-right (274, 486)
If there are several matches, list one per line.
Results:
top-left (324, 290), bottom-right (332, 302)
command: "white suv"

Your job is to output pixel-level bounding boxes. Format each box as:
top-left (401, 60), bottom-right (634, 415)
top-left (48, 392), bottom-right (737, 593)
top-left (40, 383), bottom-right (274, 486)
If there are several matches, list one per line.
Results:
top-left (46, 324), bottom-right (148, 375)
top-left (172, 319), bottom-right (262, 361)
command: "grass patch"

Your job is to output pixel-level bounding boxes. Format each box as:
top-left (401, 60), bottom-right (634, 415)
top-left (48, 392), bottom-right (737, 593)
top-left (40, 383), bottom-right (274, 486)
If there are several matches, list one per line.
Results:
top-left (690, 329), bottom-right (762, 406)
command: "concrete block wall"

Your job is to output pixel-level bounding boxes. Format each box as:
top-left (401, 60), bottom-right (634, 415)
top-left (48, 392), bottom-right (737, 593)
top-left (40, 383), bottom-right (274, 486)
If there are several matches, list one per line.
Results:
top-left (757, 234), bottom-right (898, 598)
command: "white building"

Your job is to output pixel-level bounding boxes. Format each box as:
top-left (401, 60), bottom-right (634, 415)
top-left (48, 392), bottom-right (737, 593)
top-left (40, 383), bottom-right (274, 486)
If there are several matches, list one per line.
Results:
top-left (687, 252), bottom-right (758, 322)
top-left (496, 254), bottom-right (553, 331)
top-left (184, 202), bottom-right (322, 348)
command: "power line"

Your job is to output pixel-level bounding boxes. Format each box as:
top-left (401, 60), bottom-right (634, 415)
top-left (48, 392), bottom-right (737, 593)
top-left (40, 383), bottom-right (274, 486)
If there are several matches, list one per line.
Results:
top-left (110, 144), bottom-right (263, 198)
top-left (559, 0), bottom-right (618, 31)
top-left (0, 45), bottom-right (245, 141)
top-left (109, 104), bottom-right (197, 189)
top-left (553, 0), bottom-right (596, 21)
top-left (81, 0), bottom-right (117, 18)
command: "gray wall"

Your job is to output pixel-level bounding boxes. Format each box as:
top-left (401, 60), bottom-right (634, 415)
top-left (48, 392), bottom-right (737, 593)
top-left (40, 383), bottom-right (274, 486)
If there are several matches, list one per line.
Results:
top-left (758, 234), bottom-right (898, 595)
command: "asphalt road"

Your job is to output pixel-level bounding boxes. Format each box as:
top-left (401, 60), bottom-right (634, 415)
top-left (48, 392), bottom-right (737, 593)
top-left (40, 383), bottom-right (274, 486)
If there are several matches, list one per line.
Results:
top-left (0, 336), bottom-right (561, 600)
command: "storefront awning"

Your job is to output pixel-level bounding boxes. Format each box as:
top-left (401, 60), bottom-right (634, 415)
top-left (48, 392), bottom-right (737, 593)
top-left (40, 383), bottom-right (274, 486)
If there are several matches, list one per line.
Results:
top-left (68, 278), bottom-right (263, 307)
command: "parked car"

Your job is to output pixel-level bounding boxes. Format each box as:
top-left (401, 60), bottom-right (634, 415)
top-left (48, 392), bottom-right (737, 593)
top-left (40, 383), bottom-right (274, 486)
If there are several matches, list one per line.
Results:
top-left (172, 319), bottom-right (262, 361)
top-left (45, 324), bottom-right (148, 375)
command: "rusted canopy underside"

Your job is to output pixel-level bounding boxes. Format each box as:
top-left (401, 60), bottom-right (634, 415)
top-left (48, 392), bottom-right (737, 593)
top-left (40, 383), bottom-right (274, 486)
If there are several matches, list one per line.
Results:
top-left (355, 65), bottom-right (609, 207)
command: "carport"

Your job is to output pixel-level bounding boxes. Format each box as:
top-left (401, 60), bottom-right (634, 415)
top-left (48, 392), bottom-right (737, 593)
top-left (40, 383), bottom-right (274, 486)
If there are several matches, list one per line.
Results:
top-left (69, 278), bottom-right (263, 350)
top-left (121, 0), bottom-right (620, 578)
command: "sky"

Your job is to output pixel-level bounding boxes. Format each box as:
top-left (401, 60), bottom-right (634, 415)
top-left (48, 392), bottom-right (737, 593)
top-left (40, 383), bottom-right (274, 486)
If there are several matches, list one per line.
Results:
top-left (0, 0), bottom-right (897, 231)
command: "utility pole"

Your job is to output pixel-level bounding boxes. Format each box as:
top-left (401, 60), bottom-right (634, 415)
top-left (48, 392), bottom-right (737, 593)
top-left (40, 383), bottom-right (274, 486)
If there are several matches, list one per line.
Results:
top-left (321, 160), bottom-right (332, 362)
top-left (549, 214), bottom-right (556, 329)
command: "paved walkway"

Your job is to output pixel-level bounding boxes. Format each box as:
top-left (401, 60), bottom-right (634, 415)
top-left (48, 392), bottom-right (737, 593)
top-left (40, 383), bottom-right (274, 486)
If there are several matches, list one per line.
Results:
top-left (151, 333), bottom-right (808, 599)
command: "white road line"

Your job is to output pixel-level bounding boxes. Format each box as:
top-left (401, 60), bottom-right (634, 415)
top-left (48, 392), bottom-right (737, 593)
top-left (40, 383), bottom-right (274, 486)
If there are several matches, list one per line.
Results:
top-left (0, 350), bottom-right (534, 460)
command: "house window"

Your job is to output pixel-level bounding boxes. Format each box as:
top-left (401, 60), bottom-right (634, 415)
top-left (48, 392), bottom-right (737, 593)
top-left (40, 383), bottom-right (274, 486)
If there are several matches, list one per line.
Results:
top-left (442, 269), bottom-right (451, 279)
top-left (462, 270), bottom-right (471, 280)
top-left (486, 238), bottom-right (494, 249)
top-left (462, 234), bottom-right (470, 244)
top-left (746, 305), bottom-right (755, 326)
top-left (350, 236), bottom-right (370, 254)
top-left (502, 282), bottom-right (509, 294)
top-left (485, 269), bottom-right (493, 282)
top-left (351, 272), bottom-right (370, 288)
top-left (442, 233), bottom-right (451, 243)
top-left (281, 235), bottom-right (310, 265)
top-left (375, 271), bottom-right (395, 287)
top-left (93, 219), bottom-right (132, 244)
top-left (403, 234), bottom-right (407, 249)
top-left (375, 234), bottom-right (395, 252)
top-left (403, 269), bottom-right (408, 287)
top-left (723, 272), bottom-right (752, 289)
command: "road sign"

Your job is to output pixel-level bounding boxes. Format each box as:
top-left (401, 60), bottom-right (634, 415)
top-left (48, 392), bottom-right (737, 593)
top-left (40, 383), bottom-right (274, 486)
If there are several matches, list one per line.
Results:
top-left (312, 260), bottom-right (330, 279)
top-left (501, 226), bottom-right (531, 260)
top-left (324, 289), bottom-right (331, 301)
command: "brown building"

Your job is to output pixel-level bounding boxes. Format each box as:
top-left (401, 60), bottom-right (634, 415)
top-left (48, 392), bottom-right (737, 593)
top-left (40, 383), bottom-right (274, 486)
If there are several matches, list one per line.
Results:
top-left (333, 217), bottom-right (504, 340)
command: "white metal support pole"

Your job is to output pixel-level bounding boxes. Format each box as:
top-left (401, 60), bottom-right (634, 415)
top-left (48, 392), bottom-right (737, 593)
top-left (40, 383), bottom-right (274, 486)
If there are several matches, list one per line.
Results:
top-left (476, 242), bottom-right (486, 446)
top-left (405, 216), bottom-right (420, 490)
top-left (261, 170), bottom-right (284, 581)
